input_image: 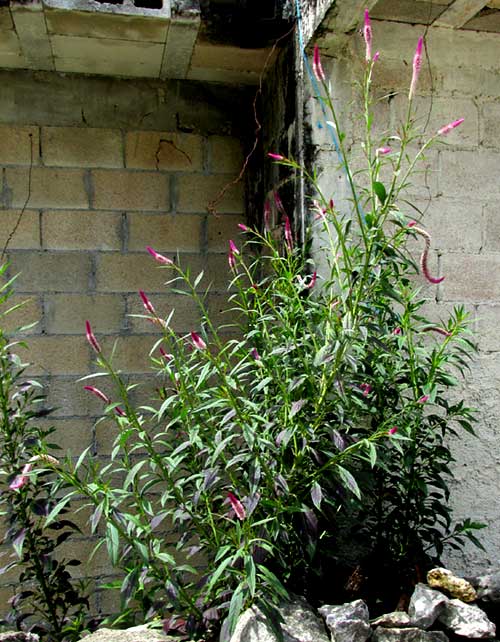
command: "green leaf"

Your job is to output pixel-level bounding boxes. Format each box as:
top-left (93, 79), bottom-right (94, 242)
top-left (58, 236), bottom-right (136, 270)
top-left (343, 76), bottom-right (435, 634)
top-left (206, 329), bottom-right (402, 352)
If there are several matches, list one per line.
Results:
top-left (106, 523), bottom-right (120, 565)
top-left (337, 466), bottom-right (361, 500)
top-left (373, 181), bottom-right (387, 205)
top-left (245, 555), bottom-right (256, 597)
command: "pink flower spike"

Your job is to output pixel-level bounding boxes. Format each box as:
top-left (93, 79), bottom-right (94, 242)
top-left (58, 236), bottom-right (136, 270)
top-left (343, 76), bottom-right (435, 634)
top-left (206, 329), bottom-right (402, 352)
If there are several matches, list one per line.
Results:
top-left (160, 347), bottom-right (173, 362)
top-left (306, 271), bottom-right (317, 289)
top-left (373, 51), bottom-right (380, 62)
top-left (408, 220), bottom-right (417, 227)
top-left (229, 240), bottom-right (239, 256)
top-left (313, 44), bottom-right (326, 82)
top-left (115, 406), bottom-right (126, 417)
top-left (146, 246), bottom-right (173, 266)
top-left (227, 491), bottom-right (246, 521)
top-left (268, 153), bottom-right (285, 161)
top-left (85, 320), bottom-right (101, 354)
top-left (139, 290), bottom-right (156, 315)
top-left (423, 326), bottom-right (452, 337)
top-left (388, 426), bottom-right (398, 435)
top-left (363, 9), bottom-right (372, 62)
top-left (376, 147), bottom-right (391, 156)
top-left (251, 347), bottom-right (261, 361)
top-left (264, 200), bottom-right (271, 231)
top-left (84, 385), bottom-right (111, 405)
top-left (437, 118), bottom-right (465, 136)
top-left (360, 382), bottom-right (372, 397)
top-left (274, 191), bottom-right (286, 215)
top-left (284, 216), bottom-right (293, 251)
top-left (418, 395), bottom-right (429, 404)
top-left (409, 36), bottom-right (424, 100)
top-left (393, 327), bottom-right (402, 335)
top-left (190, 331), bottom-right (207, 351)
top-left (237, 223), bottom-right (248, 232)
top-left (412, 225), bottom-right (445, 284)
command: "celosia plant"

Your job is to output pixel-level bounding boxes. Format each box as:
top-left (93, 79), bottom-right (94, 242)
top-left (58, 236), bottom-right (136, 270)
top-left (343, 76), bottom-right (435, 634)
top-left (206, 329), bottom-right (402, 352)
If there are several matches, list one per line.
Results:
top-left (49, 12), bottom-right (483, 639)
top-left (0, 266), bottom-right (94, 641)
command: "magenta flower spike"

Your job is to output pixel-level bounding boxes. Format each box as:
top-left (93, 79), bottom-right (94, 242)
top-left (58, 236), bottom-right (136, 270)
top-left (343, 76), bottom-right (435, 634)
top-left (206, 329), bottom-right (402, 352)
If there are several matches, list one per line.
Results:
top-left (268, 153), bottom-right (285, 161)
top-left (360, 382), bottom-right (372, 397)
top-left (373, 51), bottom-right (380, 62)
top-left (227, 491), bottom-right (246, 521)
top-left (85, 320), bottom-right (101, 354)
top-left (139, 290), bottom-right (156, 315)
top-left (423, 326), bottom-right (452, 337)
top-left (363, 9), bottom-right (372, 62)
top-left (264, 199), bottom-right (271, 231)
top-left (146, 246), bottom-right (173, 265)
top-left (84, 385), bottom-right (111, 405)
top-left (284, 216), bottom-right (293, 251)
top-left (160, 347), bottom-right (173, 362)
top-left (306, 271), bottom-right (317, 289)
top-left (9, 463), bottom-right (33, 491)
top-left (274, 191), bottom-right (286, 215)
top-left (409, 36), bottom-right (424, 100)
top-left (376, 147), bottom-right (391, 156)
top-left (411, 225), bottom-right (445, 284)
top-left (237, 223), bottom-right (248, 232)
top-left (393, 327), bottom-right (402, 335)
top-left (388, 426), bottom-right (398, 435)
top-left (251, 347), bottom-right (261, 361)
top-left (228, 240), bottom-right (239, 270)
top-left (417, 395), bottom-right (430, 404)
top-left (190, 331), bottom-right (207, 351)
top-left (313, 44), bottom-right (326, 82)
top-left (437, 118), bottom-right (464, 136)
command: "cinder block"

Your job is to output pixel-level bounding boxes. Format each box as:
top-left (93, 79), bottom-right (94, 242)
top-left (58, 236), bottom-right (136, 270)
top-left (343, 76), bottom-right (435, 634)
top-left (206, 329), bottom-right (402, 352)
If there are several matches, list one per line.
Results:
top-left (22, 335), bottom-right (90, 375)
top-left (8, 252), bottom-right (92, 292)
top-left (47, 376), bottom-right (107, 418)
top-left (125, 131), bottom-right (203, 171)
top-left (176, 174), bottom-right (244, 214)
top-left (42, 210), bottom-right (122, 250)
top-left (0, 125), bottom-right (39, 165)
top-left (56, 538), bottom-right (110, 579)
top-left (209, 136), bottom-right (243, 173)
top-left (96, 253), bottom-right (174, 293)
top-left (127, 212), bottom-right (201, 253)
top-left (100, 335), bottom-right (157, 373)
top-left (439, 150), bottom-right (500, 198)
top-left (44, 293), bottom-right (124, 334)
top-left (207, 293), bottom-right (245, 331)
top-left (37, 418), bottom-right (94, 454)
top-left (92, 170), bottom-right (170, 211)
top-left (1, 294), bottom-right (42, 334)
top-left (4, 167), bottom-right (88, 209)
top-left (207, 213), bottom-right (243, 252)
top-left (0, 209), bottom-right (40, 249)
top-left (441, 253), bottom-right (500, 302)
top-left (409, 197), bottom-right (483, 252)
top-left (477, 304), bottom-right (500, 352)
top-left (481, 102), bottom-right (500, 149)
top-left (392, 95), bottom-right (479, 148)
top-left (483, 202), bottom-right (500, 252)
top-left (127, 292), bottom-right (201, 333)
top-left (42, 126), bottom-right (123, 168)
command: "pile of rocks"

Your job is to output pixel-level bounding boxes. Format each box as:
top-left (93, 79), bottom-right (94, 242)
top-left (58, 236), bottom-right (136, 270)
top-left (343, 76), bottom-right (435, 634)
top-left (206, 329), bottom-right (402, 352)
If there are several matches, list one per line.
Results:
top-left (229, 567), bottom-right (499, 642)
top-left (69, 566), bottom-right (500, 642)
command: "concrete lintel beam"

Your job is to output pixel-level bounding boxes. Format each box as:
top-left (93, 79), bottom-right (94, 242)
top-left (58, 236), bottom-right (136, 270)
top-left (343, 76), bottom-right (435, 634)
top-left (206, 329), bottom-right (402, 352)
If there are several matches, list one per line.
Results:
top-left (434, 0), bottom-right (490, 27)
top-left (160, 13), bottom-right (200, 79)
top-left (10, 2), bottom-right (54, 71)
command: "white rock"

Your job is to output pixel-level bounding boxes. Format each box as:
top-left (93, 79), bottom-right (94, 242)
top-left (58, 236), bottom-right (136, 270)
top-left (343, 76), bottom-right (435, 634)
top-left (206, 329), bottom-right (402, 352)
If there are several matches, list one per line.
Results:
top-left (438, 598), bottom-right (496, 638)
top-left (409, 583), bottom-right (449, 629)
top-left (318, 599), bottom-right (371, 642)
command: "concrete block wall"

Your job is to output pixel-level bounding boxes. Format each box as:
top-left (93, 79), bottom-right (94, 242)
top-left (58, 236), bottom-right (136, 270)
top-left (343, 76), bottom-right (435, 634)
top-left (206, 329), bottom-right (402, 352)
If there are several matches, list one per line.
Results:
top-left (309, 19), bottom-right (500, 574)
top-left (0, 70), bottom-right (247, 615)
